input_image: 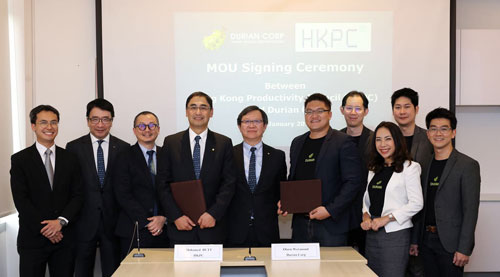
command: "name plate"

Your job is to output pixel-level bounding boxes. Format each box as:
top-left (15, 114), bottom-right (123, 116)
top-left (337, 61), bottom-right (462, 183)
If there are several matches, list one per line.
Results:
top-left (271, 243), bottom-right (320, 260)
top-left (174, 244), bottom-right (223, 261)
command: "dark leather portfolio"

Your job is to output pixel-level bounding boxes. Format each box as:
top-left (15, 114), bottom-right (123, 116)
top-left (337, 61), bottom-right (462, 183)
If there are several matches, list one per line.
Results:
top-left (170, 179), bottom-right (206, 223)
top-left (280, 179), bottom-right (322, 214)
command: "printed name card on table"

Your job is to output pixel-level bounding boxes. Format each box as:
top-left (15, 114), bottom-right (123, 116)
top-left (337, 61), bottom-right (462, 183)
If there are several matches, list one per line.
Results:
top-left (271, 243), bottom-right (321, 260)
top-left (174, 244), bottom-right (223, 261)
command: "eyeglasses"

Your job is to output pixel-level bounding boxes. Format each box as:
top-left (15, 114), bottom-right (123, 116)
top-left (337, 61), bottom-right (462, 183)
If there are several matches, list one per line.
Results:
top-left (188, 105), bottom-right (210, 112)
top-left (88, 117), bottom-right (113, 125)
top-left (37, 120), bottom-right (59, 128)
top-left (241, 120), bottom-right (263, 125)
top-left (428, 126), bottom-right (452, 134)
top-left (343, 106), bottom-right (364, 113)
top-left (305, 109), bottom-right (330, 115)
top-left (135, 123), bottom-right (158, 131)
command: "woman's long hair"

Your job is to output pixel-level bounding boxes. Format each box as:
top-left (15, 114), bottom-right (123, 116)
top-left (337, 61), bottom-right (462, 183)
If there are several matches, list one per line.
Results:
top-left (368, 121), bottom-right (412, 173)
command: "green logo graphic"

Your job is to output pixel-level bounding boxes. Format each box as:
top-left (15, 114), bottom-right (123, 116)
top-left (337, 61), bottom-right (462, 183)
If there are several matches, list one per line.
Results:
top-left (376, 180), bottom-right (382, 185)
top-left (434, 176), bottom-right (439, 182)
top-left (203, 29), bottom-right (226, 50)
top-left (308, 153), bottom-right (314, 159)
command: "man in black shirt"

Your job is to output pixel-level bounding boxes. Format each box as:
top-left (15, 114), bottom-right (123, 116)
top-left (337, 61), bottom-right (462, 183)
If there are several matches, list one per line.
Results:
top-left (339, 91), bottom-right (373, 255)
top-left (280, 93), bottom-right (362, 246)
top-left (391, 88), bottom-right (433, 276)
top-left (413, 108), bottom-right (480, 277)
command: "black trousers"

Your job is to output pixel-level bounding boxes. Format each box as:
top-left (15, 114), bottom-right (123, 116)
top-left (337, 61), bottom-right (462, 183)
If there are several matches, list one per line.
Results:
top-left (421, 232), bottom-right (464, 277)
top-left (74, 220), bottom-right (120, 277)
top-left (18, 240), bottom-right (74, 277)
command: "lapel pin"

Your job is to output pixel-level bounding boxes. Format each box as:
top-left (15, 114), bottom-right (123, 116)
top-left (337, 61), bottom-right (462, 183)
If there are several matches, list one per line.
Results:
top-left (267, 152), bottom-right (270, 155)
top-left (212, 148), bottom-right (215, 151)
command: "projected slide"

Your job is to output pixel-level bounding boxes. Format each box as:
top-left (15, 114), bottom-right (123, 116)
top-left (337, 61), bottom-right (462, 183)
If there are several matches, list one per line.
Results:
top-left (174, 12), bottom-right (392, 147)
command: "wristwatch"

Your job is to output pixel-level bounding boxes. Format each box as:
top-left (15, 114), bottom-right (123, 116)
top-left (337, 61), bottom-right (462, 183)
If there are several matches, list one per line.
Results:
top-left (59, 219), bottom-right (68, 227)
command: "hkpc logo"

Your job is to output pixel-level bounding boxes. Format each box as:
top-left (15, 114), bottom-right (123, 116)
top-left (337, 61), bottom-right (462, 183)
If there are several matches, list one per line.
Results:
top-left (295, 23), bottom-right (371, 52)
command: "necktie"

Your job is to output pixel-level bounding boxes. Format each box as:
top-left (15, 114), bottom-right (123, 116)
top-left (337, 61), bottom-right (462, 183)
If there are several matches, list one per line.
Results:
top-left (44, 149), bottom-right (54, 189)
top-left (193, 136), bottom-right (201, 179)
top-left (248, 147), bottom-right (257, 193)
top-left (147, 150), bottom-right (158, 216)
top-left (97, 140), bottom-right (105, 187)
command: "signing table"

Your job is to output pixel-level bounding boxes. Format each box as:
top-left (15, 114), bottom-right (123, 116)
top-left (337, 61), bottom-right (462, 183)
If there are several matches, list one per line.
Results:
top-left (114, 247), bottom-right (376, 276)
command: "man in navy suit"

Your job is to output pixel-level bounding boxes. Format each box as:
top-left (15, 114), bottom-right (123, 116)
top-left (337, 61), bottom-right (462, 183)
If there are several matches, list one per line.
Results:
top-left (10, 105), bottom-right (83, 276)
top-left (66, 99), bottom-right (129, 277)
top-left (279, 93), bottom-right (362, 246)
top-left (114, 111), bottom-right (168, 259)
top-left (158, 91), bottom-right (236, 245)
top-left (227, 106), bottom-right (286, 247)
top-left (413, 108), bottom-right (480, 277)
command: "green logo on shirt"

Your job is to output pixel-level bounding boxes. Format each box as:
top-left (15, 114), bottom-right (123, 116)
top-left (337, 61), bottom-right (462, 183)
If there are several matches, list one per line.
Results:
top-left (305, 153), bottom-right (315, 163)
top-left (430, 176), bottom-right (439, 187)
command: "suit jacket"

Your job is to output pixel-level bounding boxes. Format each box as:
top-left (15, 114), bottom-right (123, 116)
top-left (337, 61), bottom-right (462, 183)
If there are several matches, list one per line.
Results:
top-left (289, 128), bottom-right (362, 235)
top-left (414, 149), bottom-right (480, 255)
top-left (10, 144), bottom-right (83, 248)
top-left (340, 125), bottom-right (373, 229)
top-left (114, 143), bottom-right (164, 238)
top-left (66, 134), bottom-right (129, 241)
top-left (227, 143), bottom-right (287, 246)
top-left (411, 125), bottom-right (433, 170)
top-left (362, 160), bottom-right (423, 233)
top-left (157, 129), bottom-right (236, 243)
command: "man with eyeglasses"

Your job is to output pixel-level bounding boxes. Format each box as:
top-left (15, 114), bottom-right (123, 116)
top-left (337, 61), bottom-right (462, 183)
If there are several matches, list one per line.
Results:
top-left (279, 93), bottom-right (362, 246)
top-left (10, 105), bottom-right (83, 276)
top-left (66, 98), bottom-right (129, 277)
top-left (411, 108), bottom-right (480, 277)
top-left (339, 91), bottom-right (373, 256)
top-left (226, 106), bottom-right (286, 247)
top-left (113, 111), bottom-right (168, 259)
top-left (157, 91), bottom-right (236, 245)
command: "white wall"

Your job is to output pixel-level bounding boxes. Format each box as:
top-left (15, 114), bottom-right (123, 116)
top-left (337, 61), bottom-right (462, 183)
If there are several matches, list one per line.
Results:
top-left (456, 0), bottom-right (500, 272)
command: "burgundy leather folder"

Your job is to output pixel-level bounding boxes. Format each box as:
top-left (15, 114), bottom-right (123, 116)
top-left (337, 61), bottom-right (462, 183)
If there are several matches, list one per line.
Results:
top-left (280, 179), bottom-right (322, 214)
top-left (170, 179), bottom-right (206, 223)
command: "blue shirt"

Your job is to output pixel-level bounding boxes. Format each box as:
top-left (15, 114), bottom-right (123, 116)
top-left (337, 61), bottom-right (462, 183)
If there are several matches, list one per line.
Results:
top-left (138, 143), bottom-right (157, 174)
top-left (243, 141), bottom-right (263, 184)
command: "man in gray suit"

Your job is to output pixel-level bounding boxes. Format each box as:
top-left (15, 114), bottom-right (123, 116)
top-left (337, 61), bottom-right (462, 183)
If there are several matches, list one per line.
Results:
top-left (412, 108), bottom-right (480, 277)
top-left (392, 88), bottom-right (433, 276)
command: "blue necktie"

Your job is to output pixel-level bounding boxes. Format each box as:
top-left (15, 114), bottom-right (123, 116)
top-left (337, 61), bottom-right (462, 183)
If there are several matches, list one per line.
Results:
top-left (248, 147), bottom-right (257, 193)
top-left (147, 150), bottom-right (158, 216)
top-left (97, 140), bottom-right (105, 187)
top-left (193, 136), bottom-right (201, 179)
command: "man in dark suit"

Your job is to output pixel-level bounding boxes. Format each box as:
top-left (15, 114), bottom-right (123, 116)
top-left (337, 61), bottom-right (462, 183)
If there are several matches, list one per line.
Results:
top-left (10, 105), bottom-right (83, 276)
top-left (412, 108), bottom-right (480, 277)
top-left (391, 88), bottom-right (433, 276)
top-left (158, 91), bottom-right (236, 245)
top-left (339, 91), bottom-right (373, 256)
top-left (279, 93), bottom-right (362, 246)
top-left (114, 111), bottom-right (168, 259)
top-left (66, 99), bottom-right (129, 277)
top-left (227, 106), bottom-right (287, 247)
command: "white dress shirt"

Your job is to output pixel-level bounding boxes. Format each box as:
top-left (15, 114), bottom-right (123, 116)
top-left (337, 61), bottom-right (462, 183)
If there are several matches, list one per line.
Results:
top-left (189, 128), bottom-right (208, 169)
top-left (90, 133), bottom-right (110, 170)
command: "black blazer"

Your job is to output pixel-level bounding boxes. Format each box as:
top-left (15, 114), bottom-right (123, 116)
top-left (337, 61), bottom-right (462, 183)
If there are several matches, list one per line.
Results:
top-left (114, 143), bottom-right (164, 238)
top-left (227, 143), bottom-right (287, 246)
top-left (414, 149), bottom-right (481, 255)
top-left (340, 126), bottom-right (373, 229)
top-left (411, 125), bottom-right (434, 170)
top-left (157, 129), bottom-right (236, 243)
top-left (10, 144), bottom-right (83, 248)
top-left (289, 128), bottom-right (362, 235)
top-left (66, 134), bottom-right (129, 241)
